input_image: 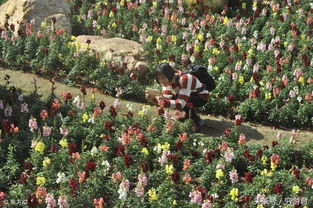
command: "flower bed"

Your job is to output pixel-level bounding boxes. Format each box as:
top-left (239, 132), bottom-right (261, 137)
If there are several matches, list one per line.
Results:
top-left (0, 0), bottom-right (312, 128)
top-left (0, 80), bottom-right (313, 207)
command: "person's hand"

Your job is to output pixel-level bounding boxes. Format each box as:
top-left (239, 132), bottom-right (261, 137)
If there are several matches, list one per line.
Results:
top-left (156, 96), bottom-right (166, 108)
top-left (145, 90), bottom-right (158, 105)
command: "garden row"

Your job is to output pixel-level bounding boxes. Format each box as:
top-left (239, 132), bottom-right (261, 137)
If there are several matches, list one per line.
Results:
top-left (0, 0), bottom-right (312, 128)
top-left (0, 79), bottom-right (313, 207)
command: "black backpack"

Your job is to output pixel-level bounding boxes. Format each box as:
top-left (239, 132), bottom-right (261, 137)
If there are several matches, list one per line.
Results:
top-left (184, 64), bottom-right (216, 92)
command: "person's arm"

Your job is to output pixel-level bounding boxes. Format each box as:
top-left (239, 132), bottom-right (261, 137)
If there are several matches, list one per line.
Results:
top-left (161, 74), bottom-right (193, 110)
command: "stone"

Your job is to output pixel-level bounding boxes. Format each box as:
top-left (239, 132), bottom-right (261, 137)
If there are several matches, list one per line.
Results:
top-left (75, 35), bottom-right (148, 75)
top-left (185, 0), bottom-right (228, 12)
top-left (0, 0), bottom-right (71, 35)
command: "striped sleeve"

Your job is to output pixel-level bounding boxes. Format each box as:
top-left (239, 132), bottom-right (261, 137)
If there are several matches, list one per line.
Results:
top-left (161, 85), bottom-right (173, 99)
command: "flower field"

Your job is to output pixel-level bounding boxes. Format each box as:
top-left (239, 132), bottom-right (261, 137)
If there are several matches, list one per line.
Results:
top-left (0, 0), bottom-right (312, 128)
top-left (0, 79), bottom-right (312, 208)
top-left (0, 0), bottom-right (313, 207)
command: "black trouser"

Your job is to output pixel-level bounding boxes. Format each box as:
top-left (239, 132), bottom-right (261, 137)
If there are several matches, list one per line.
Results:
top-left (182, 93), bottom-right (207, 121)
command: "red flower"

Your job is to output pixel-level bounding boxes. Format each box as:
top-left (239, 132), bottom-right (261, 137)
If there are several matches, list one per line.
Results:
top-left (110, 106), bottom-right (117, 117)
top-left (140, 161), bottom-right (149, 172)
top-left (17, 173), bottom-right (29, 184)
top-left (51, 145), bottom-right (59, 153)
top-left (104, 121), bottom-right (113, 131)
top-left (256, 149), bottom-right (263, 158)
top-left (85, 160), bottom-right (96, 172)
top-left (171, 171), bottom-right (180, 184)
top-left (27, 194), bottom-right (37, 207)
top-left (273, 183), bottom-right (284, 195)
top-left (80, 87), bottom-right (87, 95)
top-left (1, 119), bottom-right (10, 134)
top-left (244, 172), bottom-right (253, 183)
top-left (99, 101), bottom-right (106, 110)
top-left (293, 168), bottom-right (300, 180)
top-left (223, 128), bottom-right (231, 137)
top-left (140, 137), bottom-right (147, 147)
top-left (175, 141), bottom-right (183, 151)
top-left (69, 178), bottom-right (79, 196)
top-left (68, 143), bottom-right (76, 154)
top-left (197, 187), bottom-right (207, 194)
top-left (272, 141), bottom-right (279, 147)
top-left (226, 95), bottom-right (234, 102)
top-left (240, 195), bottom-right (251, 203)
top-left (124, 154), bottom-right (133, 168)
top-left (23, 162), bottom-right (33, 173)
top-left (117, 144), bottom-right (125, 156)
top-left (206, 151), bottom-right (214, 163)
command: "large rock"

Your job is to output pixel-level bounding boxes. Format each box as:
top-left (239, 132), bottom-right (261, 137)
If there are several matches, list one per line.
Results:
top-left (185, 0), bottom-right (228, 12)
top-left (75, 36), bottom-right (148, 74)
top-left (0, 0), bottom-right (71, 35)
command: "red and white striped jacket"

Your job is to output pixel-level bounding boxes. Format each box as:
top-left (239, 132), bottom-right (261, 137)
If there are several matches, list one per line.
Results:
top-left (161, 70), bottom-right (209, 110)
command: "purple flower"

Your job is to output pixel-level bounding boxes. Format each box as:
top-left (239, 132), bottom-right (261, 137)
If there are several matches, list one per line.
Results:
top-left (21, 103), bottom-right (29, 113)
top-left (4, 106), bottom-right (12, 117)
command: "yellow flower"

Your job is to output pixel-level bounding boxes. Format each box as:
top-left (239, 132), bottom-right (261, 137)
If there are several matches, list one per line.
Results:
top-left (120, 0), bottom-right (125, 6)
top-left (172, 200), bottom-right (177, 205)
top-left (197, 33), bottom-right (204, 41)
top-left (261, 155), bottom-right (268, 165)
top-left (59, 138), bottom-right (68, 148)
top-left (213, 66), bottom-right (219, 72)
top-left (229, 188), bottom-right (239, 201)
top-left (35, 142), bottom-right (45, 154)
top-left (161, 142), bottom-right (170, 152)
top-left (298, 77), bottom-right (304, 85)
top-left (91, 94), bottom-right (95, 102)
top-left (253, 1), bottom-right (258, 9)
top-left (137, 111), bottom-right (144, 117)
top-left (71, 36), bottom-right (76, 41)
top-left (156, 37), bottom-right (162, 44)
top-left (152, 1), bottom-right (157, 8)
top-left (165, 164), bottom-right (174, 175)
top-left (141, 148), bottom-right (149, 156)
top-left (292, 185), bottom-right (300, 194)
top-left (237, 43), bottom-right (241, 50)
top-left (194, 44), bottom-right (200, 53)
top-left (36, 176), bottom-right (46, 186)
top-left (111, 23), bottom-right (116, 28)
top-left (265, 92), bottom-right (272, 100)
top-left (75, 42), bottom-right (81, 50)
top-left (41, 22), bottom-right (47, 28)
top-left (100, 61), bottom-right (106, 67)
top-left (223, 16), bottom-right (229, 25)
top-left (109, 11), bottom-right (114, 18)
top-left (250, 76), bottom-right (255, 83)
top-left (260, 169), bottom-right (268, 176)
top-left (156, 43), bottom-right (162, 50)
top-left (270, 161), bottom-right (277, 170)
top-left (82, 113), bottom-right (89, 123)
top-left (300, 34), bottom-right (306, 41)
top-left (147, 36), bottom-right (153, 42)
top-left (239, 76), bottom-right (245, 84)
top-left (85, 44), bottom-right (90, 50)
top-left (216, 169), bottom-right (224, 179)
top-left (242, 3), bottom-right (246, 9)
top-left (212, 48), bottom-right (220, 55)
top-left (171, 35), bottom-right (177, 44)
top-left (43, 157), bottom-right (51, 167)
top-left (248, 48), bottom-right (254, 57)
top-left (148, 188), bottom-right (158, 202)
top-left (257, 204), bottom-right (264, 208)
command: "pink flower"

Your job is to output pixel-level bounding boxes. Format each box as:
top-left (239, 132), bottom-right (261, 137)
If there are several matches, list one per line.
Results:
top-left (93, 197), bottom-right (104, 208)
top-left (57, 195), bottom-right (69, 208)
top-left (29, 118), bottom-right (38, 132)
top-left (183, 159), bottom-right (191, 171)
top-left (270, 154), bottom-right (280, 165)
top-left (45, 193), bottom-right (56, 208)
top-left (189, 190), bottom-right (202, 206)
top-left (202, 199), bottom-right (212, 208)
top-left (229, 169), bottom-right (238, 183)
top-left (179, 133), bottom-right (188, 142)
top-left (77, 171), bottom-right (86, 183)
top-left (42, 126), bottom-right (52, 137)
top-left (60, 126), bottom-right (69, 137)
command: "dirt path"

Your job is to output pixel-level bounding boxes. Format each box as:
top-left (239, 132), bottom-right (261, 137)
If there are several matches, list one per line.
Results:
top-left (1, 68), bottom-right (312, 146)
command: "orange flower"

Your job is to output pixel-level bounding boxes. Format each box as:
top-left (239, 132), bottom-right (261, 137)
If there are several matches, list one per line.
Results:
top-left (35, 187), bottom-right (47, 204)
top-left (99, 145), bottom-right (109, 152)
top-left (183, 159), bottom-right (191, 171)
top-left (179, 133), bottom-right (188, 142)
top-left (183, 173), bottom-right (192, 184)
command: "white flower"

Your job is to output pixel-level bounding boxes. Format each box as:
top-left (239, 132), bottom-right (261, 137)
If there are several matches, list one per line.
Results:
top-left (101, 160), bottom-right (110, 175)
top-left (88, 117), bottom-right (95, 124)
top-left (56, 172), bottom-right (67, 184)
top-left (126, 103), bottom-right (133, 112)
top-left (153, 144), bottom-right (162, 154)
top-left (91, 146), bottom-right (98, 156)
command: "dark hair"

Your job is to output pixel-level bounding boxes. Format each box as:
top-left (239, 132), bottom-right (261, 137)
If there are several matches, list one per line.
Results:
top-left (155, 63), bottom-right (175, 83)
